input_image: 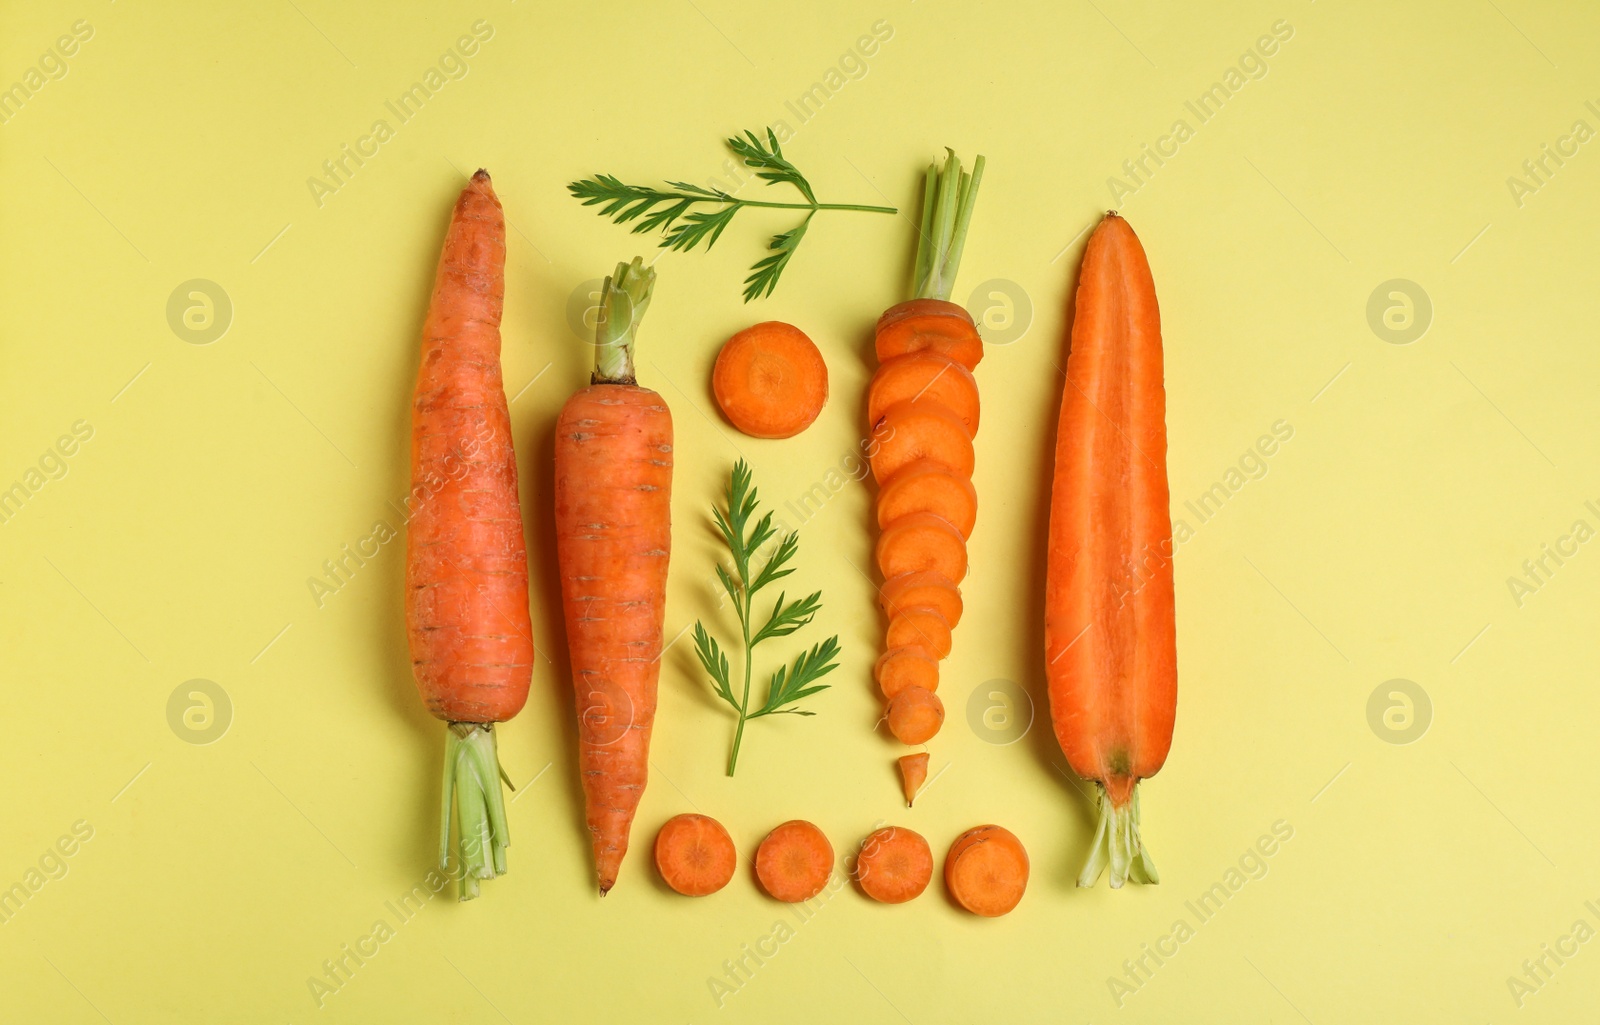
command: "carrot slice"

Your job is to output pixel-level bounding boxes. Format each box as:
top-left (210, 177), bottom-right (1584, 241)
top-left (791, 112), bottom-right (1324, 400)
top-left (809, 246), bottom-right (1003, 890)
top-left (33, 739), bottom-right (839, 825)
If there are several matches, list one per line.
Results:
top-left (875, 299), bottom-right (984, 370)
top-left (876, 512), bottom-right (967, 582)
top-left (877, 461), bottom-right (978, 540)
top-left (885, 606), bottom-right (952, 660)
top-left (712, 322), bottom-right (828, 438)
top-left (868, 353), bottom-right (980, 437)
top-left (944, 825), bottom-right (1029, 917)
top-left (755, 820), bottom-right (834, 903)
top-left (898, 753), bottom-right (929, 807)
top-left (886, 685), bottom-right (944, 744)
top-left (654, 813), bottom-right (736, 896)
top-left (875, 646), bottom-right (939, 700)
top-left (869, 400), bottom-right (975, 483)
top-left (878, 570), bottom-right (963, 627)
top-left (855, 825), bottom-right (933, 903)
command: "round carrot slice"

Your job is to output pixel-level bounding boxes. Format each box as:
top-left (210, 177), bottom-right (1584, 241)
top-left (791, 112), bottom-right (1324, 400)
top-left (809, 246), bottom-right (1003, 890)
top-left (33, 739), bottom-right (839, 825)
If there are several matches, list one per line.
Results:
top-left (877, 461), bottom-right (978, 540)
top-left (868, 353), bottom-right (980, 437)
top-left (868, 400), bottom-right (975, 483)
top-left (886, 685), bottom-right (944, 744)
top-left (712, 322), bottom-right (828, 439)
top-left (876, 512), bottom-right (968, 582)
top-left (755, 820), bottom-right (834, 902)
top-left (944, 825), bottom-right (1029, 917)
top-left (856, 825), bottom-right (934, 903)
top-left (878, 570), bottom-right (963, 628)
top-left (898, 753), bottom-right (929, 807)
top-left (874, 646), bottom-right (939, 700)
top-left (654, 813), bottom-right (736, 896)
top-left (885, 606), bottom-right (952, 659)
top-left (875, 299), bottom-right (984, 370)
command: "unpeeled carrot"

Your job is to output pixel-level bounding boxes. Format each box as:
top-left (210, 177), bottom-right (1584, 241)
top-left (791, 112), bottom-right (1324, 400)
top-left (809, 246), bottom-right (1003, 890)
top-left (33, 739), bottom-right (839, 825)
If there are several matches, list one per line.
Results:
top-left (898, 752), bottom-right (929, 807)
top-left (944, 825), bottom-right (1029, 917)
top-left (555, 257), bottom-right (674, 895)
top-left (654, 813), bottom-right (736, 896)
top-left (755, 820), bottom-right (834, 902)
top-left (856, 826), bottom-right (933, 903)
top-left (713, 321), bottom-right (828, 438)
top-left (1046, 213), bottom-right (1176, 888)
top-left (406, 170), bottom-right (532, 901)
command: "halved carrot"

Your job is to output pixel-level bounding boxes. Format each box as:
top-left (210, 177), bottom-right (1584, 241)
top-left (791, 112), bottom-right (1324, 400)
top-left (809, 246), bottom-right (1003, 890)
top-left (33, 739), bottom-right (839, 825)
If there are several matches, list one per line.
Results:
top-left (944, 825), bottom-right (1029, 917)
top-left (875, 299), bottom-right (984, 370)
top-left (878, 570), bottom-right (964, 627)
top-left (869, 400), bottom-right (975, 483)
top-left (755, 820), bottom-right (834, 903)
top-left (876, 512), bottom-right (967, 583)
top-left (654, 813), bottom-right (736, 896)
top-left (885, 607), bottom-right (952, 660)
top-left (898, 753), bottom-right (929, 807)
top-left (868, 353), bottom-right (980, 436)
top-left (855, 825), bottom-right (933, 903)
top-left (877, 462), bottom-right (978, 540)
top-left (875, 646), bottom-right (939, 700)
top-left (712, 321), bottom-right (828, 439)
top-left (886, 685), bottom-right (944, 744)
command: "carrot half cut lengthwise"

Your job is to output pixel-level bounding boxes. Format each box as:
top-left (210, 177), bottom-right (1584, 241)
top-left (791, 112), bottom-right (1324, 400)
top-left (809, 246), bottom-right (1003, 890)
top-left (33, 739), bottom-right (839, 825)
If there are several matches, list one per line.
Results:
top-left (1046, 212), bottom-right (1176, 889)
top-left (406, 170), bottom-right (533, 901)
top-left (555, 257), bottom-right (673, 895)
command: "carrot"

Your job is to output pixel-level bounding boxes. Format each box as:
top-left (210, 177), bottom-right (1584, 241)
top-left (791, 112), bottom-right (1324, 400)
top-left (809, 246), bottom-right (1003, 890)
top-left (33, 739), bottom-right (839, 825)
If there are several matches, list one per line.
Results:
top-left (874, 646), bottom-right (939, 700)
top-left (755, 820), bottom-right (834, 902)
top-left (1046, 212), bottom-right (1176, 889)
top-left (712, 321), bottom-right (828, 438)
top-left (875, 300), bottom-right (984, 370)
top-left (897, 753), bottom-right (929, 807)
top-left (886, 685), bottom-right (944, 744)
top-left (877, 461), bottom-right (978, 540)
top-left (944, 825), bottom-right (1029, 917)
top-left (876, 511), bottom-right (967, 583)
top-left (878, 569), bottom-right (964, 627)
top-left (406, 170), bottom-right (532, 901)
top-left (867, 352), bottom-right (980, 436)
top-left (885, 607), bottom-right (952, 659)
top-left (855, 826), bottom-right (933, 903)
top-left (654, 813), bottom-right (736, 896)
top-left (868, 400), bottom-right (975, 482)
top-left (555, 257), bottom-right (674, 895)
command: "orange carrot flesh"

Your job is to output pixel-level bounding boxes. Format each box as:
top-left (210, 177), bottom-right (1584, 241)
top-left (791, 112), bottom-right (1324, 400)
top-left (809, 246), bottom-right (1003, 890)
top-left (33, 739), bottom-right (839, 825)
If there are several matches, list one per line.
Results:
top-left (856, 826), bottom-right (933, 903)
top-left (555, 258), bottom-right (673, 895)
top-left (898, 752), bottom-right (929, 807)
top-left (885, 607), bottom-right (952, 660)
top-left (1046, 213), bottom-right (1175, 889)
top-left (868, 352), bottom-right (980, 436)
top-left (405, 170), bottom-right (531, 900)
top-left (878, 570), bottom-right (964, 627)
top-left (712, 321), bottom-right (828, 438)
top-left (868, 400), bottom-right (975, 482)
top-left (654, 814), bottom-right (736, 896)
top-left (755, 820), bottom-right (835, 902)
top-left (874, 646), bottom-right (940, 700)
top-left (886, 685), bottom-right (944, 744)
top-left (877, 461), bottom-right (978, 540)
top-left (944, 825), bottom-right (1029, 917)
top-left (876, 511), bottom-right (968, 583)
top-left (875, 300), bottom-right (984, 370)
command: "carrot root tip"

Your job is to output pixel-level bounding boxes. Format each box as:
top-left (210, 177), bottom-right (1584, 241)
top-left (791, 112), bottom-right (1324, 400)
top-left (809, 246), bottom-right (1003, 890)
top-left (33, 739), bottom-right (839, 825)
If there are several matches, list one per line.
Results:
top-left (441, 722), bottom-right (512, 901)
top-left (1078, 783), bottom-right (1158, 889)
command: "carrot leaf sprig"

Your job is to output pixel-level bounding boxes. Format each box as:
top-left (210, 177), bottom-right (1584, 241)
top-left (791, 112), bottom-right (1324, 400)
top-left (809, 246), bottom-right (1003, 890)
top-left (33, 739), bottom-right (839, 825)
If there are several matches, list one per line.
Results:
top-left (569, 129), bottom-right (897, 302)
top-left (694, 460), bottom-right (840, 775)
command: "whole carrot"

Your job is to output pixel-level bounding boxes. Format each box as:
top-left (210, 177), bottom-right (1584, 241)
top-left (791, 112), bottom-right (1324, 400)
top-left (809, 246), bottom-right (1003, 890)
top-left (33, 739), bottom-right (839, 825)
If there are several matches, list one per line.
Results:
top-left (1046, 212), bottom-right (1177, 888)
top-left (405, 170), bottom-right (533, 900)
top-left (554, 257), bottom-right (672, 894)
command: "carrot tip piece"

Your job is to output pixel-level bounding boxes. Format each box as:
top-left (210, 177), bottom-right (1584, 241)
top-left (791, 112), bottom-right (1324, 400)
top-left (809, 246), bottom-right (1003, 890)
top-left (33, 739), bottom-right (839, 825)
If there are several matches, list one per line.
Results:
top-left (1078, 782), bottom-right (1158, 888)
top-left (473, 168), bottom-right (491, 181)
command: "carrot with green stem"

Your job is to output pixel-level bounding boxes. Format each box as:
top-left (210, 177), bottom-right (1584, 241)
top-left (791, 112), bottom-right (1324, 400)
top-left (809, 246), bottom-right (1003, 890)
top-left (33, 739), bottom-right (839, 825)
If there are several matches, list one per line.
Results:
top-left (406, 170), bottom-right (532, 901)
top-left (554, 256), bottom-right (673, 895)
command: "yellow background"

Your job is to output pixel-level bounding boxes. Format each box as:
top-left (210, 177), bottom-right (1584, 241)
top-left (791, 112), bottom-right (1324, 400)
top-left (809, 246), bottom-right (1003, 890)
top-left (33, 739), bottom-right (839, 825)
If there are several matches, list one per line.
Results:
top-left (3, 0), bottom-right (1598, 1021)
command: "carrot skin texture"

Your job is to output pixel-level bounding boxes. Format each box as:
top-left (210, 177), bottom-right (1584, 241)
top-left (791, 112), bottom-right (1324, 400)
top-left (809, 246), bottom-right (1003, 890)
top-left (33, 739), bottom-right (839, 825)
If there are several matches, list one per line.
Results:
top-left (1046, 213), bottom-right (1175, 886)
top-left (555, 384), bottom-right (673, 894)
top-left (406, 170), bottom-right (533, 725)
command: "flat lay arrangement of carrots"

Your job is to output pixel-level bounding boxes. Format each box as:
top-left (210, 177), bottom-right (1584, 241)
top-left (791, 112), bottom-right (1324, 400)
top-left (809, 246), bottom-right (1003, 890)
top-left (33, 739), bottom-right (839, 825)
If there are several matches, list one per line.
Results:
top-left (402, 131), bottom-right (1179, 908)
